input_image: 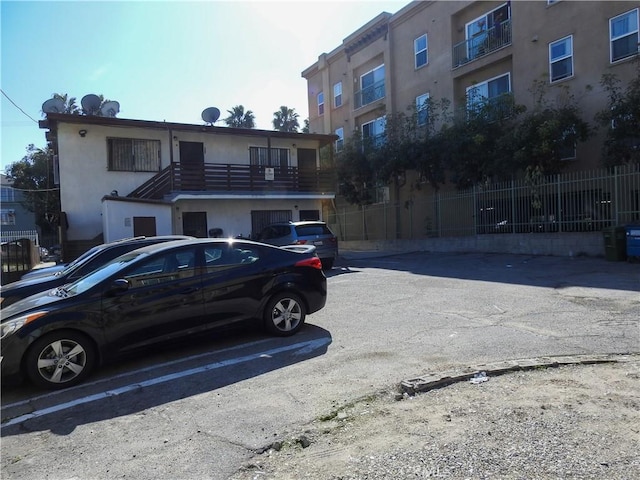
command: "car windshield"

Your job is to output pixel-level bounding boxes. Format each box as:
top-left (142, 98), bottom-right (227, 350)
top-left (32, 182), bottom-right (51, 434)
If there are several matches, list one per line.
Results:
top-left (57, 245), bottom-right (103, 276)
top-left (64, 251), bottom-right (148, 296)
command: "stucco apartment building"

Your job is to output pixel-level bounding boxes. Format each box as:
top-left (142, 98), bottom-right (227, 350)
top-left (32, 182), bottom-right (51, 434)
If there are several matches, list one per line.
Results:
top-left (302, 0), bottom-right (638, 169)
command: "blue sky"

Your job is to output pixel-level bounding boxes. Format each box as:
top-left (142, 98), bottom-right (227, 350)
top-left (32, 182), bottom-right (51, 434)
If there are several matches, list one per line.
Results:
top-left (1, 0), bottom-right (405, 171)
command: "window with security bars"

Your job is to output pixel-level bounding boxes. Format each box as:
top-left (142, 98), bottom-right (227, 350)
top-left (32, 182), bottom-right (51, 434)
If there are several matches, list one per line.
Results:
top-left (249, 147), bottom-right (290, 168)
top-left (107, 138), bottom-right (161, 172)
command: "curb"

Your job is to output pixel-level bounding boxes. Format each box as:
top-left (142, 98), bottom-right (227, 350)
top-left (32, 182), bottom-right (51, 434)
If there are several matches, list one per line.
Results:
top-left (400, 353), bottom-right (639, 396)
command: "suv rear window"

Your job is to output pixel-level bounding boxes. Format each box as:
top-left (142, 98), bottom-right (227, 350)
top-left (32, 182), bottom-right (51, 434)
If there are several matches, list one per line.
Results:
top-left (295, 225), bottom-right (332, 236)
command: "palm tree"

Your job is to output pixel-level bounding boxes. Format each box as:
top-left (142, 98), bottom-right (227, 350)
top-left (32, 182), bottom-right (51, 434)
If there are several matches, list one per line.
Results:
top-left (224, 105), bottom-right (255, 128)
top-left (272, 106), bottom-right (300, 132)
top-left (52, 93), bottom-right (81, 115)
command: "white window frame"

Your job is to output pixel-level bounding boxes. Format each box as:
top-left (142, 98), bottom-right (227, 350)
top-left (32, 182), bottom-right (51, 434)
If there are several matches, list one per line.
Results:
top-left (414, 34), bottom-right (428, 69)
top-left (1, 186), bottom-right (16, 202)
top-left (335, 127), bottom-right (344, 151)
top-left (317, 92), bottom-right (324, 116)
top-left (359, 64), bottom-right (385, 107)
top-left (610, 8), bottom-right (639, 63)
top-left (416, 93), bottom-right (430, 126)
top-left (465, 3), bottom-right (510, 59)
top-left (362, 116), bottom-right (386, 147)
top-left (333, 82), bottom-right (342, 108)
top-left (1, 208), bottom-right (16, 226)
top-left (559, 126), bottom-right (577, 160)
top-left (466, 73), bottom-right (511, 112)
top-left (549, 35), bottom-right (573, 83)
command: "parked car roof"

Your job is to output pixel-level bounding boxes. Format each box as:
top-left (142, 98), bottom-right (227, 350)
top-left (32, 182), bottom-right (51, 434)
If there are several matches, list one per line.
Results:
top-left (1, 235), bottom-right (194, 308)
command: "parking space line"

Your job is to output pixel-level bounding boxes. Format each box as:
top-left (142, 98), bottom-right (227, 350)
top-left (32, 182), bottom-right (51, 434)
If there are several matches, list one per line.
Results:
top-left (2, 338), bottom-right (330, 428)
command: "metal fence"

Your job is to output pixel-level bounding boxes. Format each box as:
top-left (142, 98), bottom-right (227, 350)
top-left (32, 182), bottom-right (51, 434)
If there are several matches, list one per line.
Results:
top-left (1, 229), bottom-right (40, 245)
top-left (329, 164), bottom-right (640, 241)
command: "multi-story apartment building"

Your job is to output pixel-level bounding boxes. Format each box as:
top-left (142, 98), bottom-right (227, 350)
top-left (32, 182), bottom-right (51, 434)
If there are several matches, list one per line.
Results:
top-left (302, 1), bottom-right (638, 171)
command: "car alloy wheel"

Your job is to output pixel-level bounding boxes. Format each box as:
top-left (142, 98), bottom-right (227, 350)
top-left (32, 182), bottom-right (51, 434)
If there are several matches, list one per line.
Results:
top-left (25, 331), bottom-right (96, 389)
top-left (264, 292), bottom-right (306, 336)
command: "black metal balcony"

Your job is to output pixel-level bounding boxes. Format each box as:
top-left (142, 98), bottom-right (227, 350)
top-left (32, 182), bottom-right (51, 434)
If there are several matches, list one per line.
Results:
top-left (452, 19), bottom-right (512, 68)
top-left (128, 163), bottom-right (336, 200)
top-left (354, 79), bottom-right (385, 109)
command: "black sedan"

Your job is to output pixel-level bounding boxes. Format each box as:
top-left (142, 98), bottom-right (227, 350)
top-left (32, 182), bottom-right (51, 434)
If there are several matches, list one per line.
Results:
top-left (0, 239), bottom-right (327, 390)
top-left (0, 235), bottom-right (193, 308)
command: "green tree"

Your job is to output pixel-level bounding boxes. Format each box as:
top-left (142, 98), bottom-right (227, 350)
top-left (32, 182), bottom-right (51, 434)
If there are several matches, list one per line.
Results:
top-left (4, 144), bottom-right (60, 235)
top-left (272, 106), bottom-right (300, 132)
top-left (301, 118), bottom-right (310, 133)
top-left (50, 93), bottom-right (80, 114)
top-left (444, 93), bottom-right (524, 189)
top-left (224, 105), bottom-right (255, 128)
top-left (335, 131), bottom-right (376, 207)
top-left (595, 65), bottom-right (640, 167)
top-left (507, 81), bottom-right (592, 176)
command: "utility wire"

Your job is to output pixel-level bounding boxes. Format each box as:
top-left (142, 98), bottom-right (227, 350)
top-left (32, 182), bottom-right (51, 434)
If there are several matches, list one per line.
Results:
top-left (1, 88), bottom-right (39, 123)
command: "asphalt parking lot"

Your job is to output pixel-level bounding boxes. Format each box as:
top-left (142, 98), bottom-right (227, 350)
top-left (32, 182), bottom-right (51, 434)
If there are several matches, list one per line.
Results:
top-left (2, 251), bottom-right (639, 479)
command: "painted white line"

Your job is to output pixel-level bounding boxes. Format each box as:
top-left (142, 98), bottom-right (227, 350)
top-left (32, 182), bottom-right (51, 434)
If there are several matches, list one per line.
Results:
top-left (1, 338), bottom-right (330, 428)
top-left (4, 337), bottom-right (276, 409)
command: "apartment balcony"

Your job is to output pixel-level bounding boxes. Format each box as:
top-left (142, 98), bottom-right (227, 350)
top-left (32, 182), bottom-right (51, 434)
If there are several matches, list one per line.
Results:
top-left (354, 80), bottom-right (385, 109)
top-left (128, 163), bottom-right (336, 200)
top-left (452, 19), bottom-right (512, 69)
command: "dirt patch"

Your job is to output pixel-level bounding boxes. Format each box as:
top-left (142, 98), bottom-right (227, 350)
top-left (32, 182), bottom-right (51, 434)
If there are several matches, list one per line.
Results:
top-left (231, 357), bottom-right (640, 479)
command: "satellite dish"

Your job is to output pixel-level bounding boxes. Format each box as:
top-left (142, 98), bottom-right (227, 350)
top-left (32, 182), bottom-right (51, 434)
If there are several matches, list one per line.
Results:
top-left (101, 101), bottom-right (120, 117)
top-left (201, 107), bottom-right (220, 125)
top-left (42, 98), bottom-right (65, 114)
top-left (81, 94), bottom-right (101, 114)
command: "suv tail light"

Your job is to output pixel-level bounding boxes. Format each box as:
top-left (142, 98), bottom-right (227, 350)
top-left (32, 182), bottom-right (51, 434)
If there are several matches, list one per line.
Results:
top-left (295, 256), bottom-right (323, 270)
top-left (294, 240), bottom-right (308, 245)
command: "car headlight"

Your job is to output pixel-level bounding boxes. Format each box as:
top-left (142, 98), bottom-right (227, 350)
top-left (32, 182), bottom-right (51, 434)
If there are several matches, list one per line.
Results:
top-left (0, 311), bottom-right (48, 340)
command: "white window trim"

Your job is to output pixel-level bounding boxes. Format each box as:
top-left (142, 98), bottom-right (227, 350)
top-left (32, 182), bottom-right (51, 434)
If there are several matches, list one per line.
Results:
top-left (549, 35), bottom-right (574, 83)
top-left (333, 82), bottom-right (342, 108)
top-left (360, 64), bottom-right (385, 88)
top-left (466, 73), bottom-right (512, 111)
top-left (609, 8), bottom-right (639, 63)
top-left (317, 92), bottom-right (324, 116)
top-left (416, 93), bottom-right (430, 126)
top-left (414, 34), bottom-right (428, 69)
top-left (335, 127), bottom-right (344, 151)
top-left (466, 3), bottom-right (509, 40)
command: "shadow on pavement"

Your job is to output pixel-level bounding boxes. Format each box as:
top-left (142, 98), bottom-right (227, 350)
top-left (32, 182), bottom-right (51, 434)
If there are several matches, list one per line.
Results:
top-left (336, 251), bottom-right (640, 293)
top-left (1, 325), bottom-right (332, 437)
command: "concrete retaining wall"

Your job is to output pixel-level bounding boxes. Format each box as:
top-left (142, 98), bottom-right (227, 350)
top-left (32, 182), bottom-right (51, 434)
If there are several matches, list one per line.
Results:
top-left (340, 232), bottom-right (606, 258)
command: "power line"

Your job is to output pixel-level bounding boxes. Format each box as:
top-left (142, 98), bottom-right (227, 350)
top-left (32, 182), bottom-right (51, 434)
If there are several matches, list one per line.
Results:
top-left (1, 89), bottom-right (39, 123)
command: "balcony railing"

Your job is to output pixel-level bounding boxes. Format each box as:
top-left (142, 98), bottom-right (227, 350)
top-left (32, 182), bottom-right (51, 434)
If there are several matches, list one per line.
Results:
top-left (452, 19), bottom-right (512, 68)
top-left (128, 163), bottom-right (336, 200)
top-left (354, 80), bottom-right (385, 109)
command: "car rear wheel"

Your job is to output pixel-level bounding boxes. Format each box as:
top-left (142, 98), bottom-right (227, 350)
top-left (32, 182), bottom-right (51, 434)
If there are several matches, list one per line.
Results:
top-left (25, 331), bottom-right (96, 389)
top-left (321, 258), bottom-right (334, 270)
top-left (264, 292), bottom-right (306, 336)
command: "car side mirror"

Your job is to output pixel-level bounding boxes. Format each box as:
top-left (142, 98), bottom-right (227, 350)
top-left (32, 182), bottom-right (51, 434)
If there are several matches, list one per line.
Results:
top-left (107, 278), bottom-right (130, 296)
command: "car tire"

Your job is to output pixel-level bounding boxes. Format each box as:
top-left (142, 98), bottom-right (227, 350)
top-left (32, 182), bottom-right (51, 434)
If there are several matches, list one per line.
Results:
top-left (321, 258), bottom-right (334, 270)
top-left (25, 331), bottom-right (96, 390)
top-left (264, 292), bottom-right (306, 336)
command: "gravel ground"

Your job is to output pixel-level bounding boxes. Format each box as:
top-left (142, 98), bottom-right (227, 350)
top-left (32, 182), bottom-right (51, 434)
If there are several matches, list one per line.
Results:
top-left (231, 357), bottom-right (639, 480)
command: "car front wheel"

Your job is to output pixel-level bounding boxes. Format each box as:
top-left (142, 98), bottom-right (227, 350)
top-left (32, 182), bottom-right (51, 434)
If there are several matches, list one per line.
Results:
top-left (264, 292), bottom-right (306, 336)
top-left (25, 331), bottom-right (96, 389)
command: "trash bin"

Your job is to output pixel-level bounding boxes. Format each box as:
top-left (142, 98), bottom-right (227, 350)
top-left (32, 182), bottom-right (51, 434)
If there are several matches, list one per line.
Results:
top-left (602, 226), bottom-right (627, 261)
top-left (626, 225), bottom-right (640, 261)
